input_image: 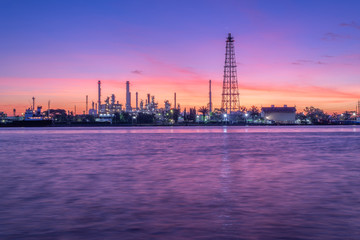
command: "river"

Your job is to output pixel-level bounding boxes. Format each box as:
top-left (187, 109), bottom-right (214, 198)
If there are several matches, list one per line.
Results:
top-left (1, 126), bottom-right (359, 239)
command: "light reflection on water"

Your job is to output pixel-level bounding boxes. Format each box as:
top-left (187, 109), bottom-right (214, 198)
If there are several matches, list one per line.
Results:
top-left (0, 125), bottom-right (359, 134)
top-left (0, 126), bottom-right (360, 240)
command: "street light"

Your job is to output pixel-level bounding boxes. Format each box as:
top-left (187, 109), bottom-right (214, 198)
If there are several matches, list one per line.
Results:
top-left (223, 114), bottom-right (228, 125)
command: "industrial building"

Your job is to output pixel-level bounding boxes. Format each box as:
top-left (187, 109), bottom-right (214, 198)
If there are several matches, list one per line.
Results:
top-left (4, 33), bottom-right (360, 126)
top-left (99, 94), bottom-right (123, 114)
top-left (86, 79), bottom-right (182, 124)
top-left (261, 105), bottom-right (296, 124)
top-left (90, 81), bottom-right (123, 116)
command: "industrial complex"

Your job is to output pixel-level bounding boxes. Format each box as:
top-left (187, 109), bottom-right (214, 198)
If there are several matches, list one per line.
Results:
top-left (1, 33), bottom-right (359, 126)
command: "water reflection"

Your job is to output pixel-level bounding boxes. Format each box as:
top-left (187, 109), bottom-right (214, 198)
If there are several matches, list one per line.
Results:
top-left (1, 125), bottom-right (360, 135)
top-left (0, 126), bottom-right (360, 239)
top-left (220, 129), bottom-right (232, 232)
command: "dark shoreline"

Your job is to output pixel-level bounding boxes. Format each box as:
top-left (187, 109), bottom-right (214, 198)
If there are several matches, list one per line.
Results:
top-left (1, 122), bottom-right (359, 128)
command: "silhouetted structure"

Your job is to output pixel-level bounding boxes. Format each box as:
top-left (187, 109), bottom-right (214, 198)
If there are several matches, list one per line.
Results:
top-left (98, 80), bottom-right (101, 114)
top-left (86, 95), bottom-right (88, 114)
top-left (136, 92), bottom-right (139, 110)
top-left (32, 96), bottom-right (35, 111)
top-left (221, 33), bottom-right (240, 113)
top-left (126, 81), bottom-right (132, 112)
top-left (174, 93), bottom-right (176, 110)
top-left (209, 80), bottom-right (212, 113)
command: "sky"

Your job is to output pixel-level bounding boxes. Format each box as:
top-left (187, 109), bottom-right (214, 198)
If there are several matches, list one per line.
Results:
top-left (0, 0), bottom-right (360, 115)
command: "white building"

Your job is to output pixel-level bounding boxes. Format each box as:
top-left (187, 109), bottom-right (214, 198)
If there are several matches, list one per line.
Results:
top-left (261, 105), bottom-right (296, 124)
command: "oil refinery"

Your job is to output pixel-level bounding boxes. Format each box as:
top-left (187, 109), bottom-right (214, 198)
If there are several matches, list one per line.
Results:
top-left (1, 33), bottom-right (359, 126)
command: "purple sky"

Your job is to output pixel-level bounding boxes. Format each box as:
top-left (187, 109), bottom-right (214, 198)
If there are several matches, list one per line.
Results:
top-left (0, 0), bottom-right (360, 114)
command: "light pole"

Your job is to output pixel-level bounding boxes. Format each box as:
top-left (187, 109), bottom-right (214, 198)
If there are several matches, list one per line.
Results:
top-left (223, 113), bottom-right (228, 125)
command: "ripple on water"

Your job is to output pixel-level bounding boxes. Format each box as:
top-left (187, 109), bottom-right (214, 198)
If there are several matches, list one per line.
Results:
top-left (0, 126), bottom-right (360, 240)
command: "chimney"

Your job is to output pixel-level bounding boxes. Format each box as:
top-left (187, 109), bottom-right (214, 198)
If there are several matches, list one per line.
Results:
top-left (48, 100), bottom-right (50, 118)
top-left (174, 92), bottom-right (176, 110)
top-left (86, 95), bottom-right (88, 114)
top-left (126, 81), bottom-right (131, 112)
top-left (32, 97), bottom-right (35, 111)
top-left (136, 92), bottom-right (139, 110)
top-left (209, 79), bottom-right (212, 113)
top-left (98, 80), bottom-right (101, 114)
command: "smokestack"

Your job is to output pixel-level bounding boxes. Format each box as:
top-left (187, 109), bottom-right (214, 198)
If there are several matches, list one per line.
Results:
top-left (98, 80), bottom-right (101, 114)
top-left (209, 79), bottom-right (212, 113)
top-left (86, 95), bottom-right (88, 114)
top-left (136, 92), bottom-right (139, 110)
top-left (126, 81), bottom-right (131, 112)
top-left (48, 100), bottom-right (50, 118)
top-left (174, 92), bottom-right (176, 110)
top-left (32, 96), bottom-right (35, 111)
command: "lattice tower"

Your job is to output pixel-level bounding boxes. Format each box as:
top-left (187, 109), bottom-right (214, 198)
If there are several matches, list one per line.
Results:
top-left (221, 33), bottom-right (240, 113)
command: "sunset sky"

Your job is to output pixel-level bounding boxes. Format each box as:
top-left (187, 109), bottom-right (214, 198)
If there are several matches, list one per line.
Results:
top-left (1, 0), bottom-right (360, 115)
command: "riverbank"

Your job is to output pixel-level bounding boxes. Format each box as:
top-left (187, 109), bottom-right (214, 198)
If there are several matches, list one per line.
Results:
top-left (1, 121), bottom-right (359, 127)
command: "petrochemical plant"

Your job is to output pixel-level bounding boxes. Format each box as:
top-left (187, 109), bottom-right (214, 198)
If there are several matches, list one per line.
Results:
top-left (1, 33), bottom-right (360, 126)
top-left (88, 79), bottom-right (182, 124)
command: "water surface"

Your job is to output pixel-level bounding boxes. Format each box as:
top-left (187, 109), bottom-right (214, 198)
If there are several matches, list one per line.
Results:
top-left (1, 126), bottom-right (360, 239)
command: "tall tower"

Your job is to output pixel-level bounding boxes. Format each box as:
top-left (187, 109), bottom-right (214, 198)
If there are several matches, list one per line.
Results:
top-left (98, 80), bottom-right (101, 114)
top-left (221, 33), bottom-right (240, 113)
top-left (32, 96), bottom-right (35, 111)
top-left (209, 79), bottom-right (212, 113)
top-left (86, 95), bottom-right (88, 114)
top-left (126, 81), bottom-right (132, 112)
top-left (48, 100), bottom-right (50, 118)
top-left (136, 92), bottom-right (139, 110)
top-left (174, 92), bottom-right (176, 110)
